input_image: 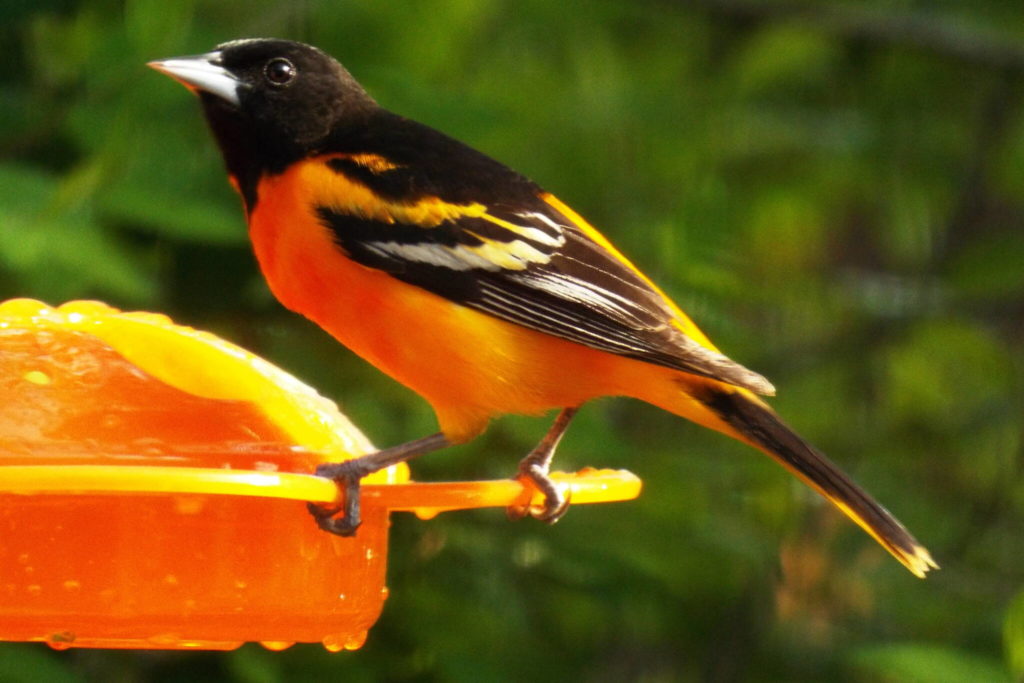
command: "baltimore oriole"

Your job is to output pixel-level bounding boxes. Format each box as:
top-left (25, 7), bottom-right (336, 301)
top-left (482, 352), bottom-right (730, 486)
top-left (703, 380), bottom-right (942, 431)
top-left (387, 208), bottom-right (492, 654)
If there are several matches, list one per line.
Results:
top-left (150, 39), bottom-right (936, 577)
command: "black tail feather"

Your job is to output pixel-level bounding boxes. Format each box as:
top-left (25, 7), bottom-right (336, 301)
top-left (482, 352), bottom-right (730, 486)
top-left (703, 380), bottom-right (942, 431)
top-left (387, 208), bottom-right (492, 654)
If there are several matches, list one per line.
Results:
top-left (701, 389), bottom-right (937, 577)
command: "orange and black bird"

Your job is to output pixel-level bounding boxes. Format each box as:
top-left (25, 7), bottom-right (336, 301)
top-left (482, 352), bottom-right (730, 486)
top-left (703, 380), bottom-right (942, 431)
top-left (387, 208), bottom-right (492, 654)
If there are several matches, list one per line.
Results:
top-left (150, 39), bottom-right (936, 576)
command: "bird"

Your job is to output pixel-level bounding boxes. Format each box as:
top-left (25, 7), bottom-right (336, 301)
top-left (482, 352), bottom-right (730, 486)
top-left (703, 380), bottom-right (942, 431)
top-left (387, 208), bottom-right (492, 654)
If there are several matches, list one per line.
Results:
top-left (149, 38), bottom-right (936, 577)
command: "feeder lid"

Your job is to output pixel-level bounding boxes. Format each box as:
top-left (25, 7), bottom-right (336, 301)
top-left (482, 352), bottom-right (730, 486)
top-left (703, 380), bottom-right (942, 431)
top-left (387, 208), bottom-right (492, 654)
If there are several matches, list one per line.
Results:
top-left (0, 298), bottom-right (641, 512)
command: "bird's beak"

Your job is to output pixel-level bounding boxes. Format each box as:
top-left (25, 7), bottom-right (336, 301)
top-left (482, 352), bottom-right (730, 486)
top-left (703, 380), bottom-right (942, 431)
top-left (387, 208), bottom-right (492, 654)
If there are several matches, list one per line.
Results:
top-left (148, 51), bottom-right (242, 106)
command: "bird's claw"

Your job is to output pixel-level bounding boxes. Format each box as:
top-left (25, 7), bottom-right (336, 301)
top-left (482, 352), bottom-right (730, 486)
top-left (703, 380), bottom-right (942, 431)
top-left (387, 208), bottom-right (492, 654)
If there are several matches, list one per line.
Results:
top-left (306, 501), bottom-right (360, 536)
top-left (506, 467), bottom-right (571, 524)
top-left (307, 460), bottom-right (367, 536)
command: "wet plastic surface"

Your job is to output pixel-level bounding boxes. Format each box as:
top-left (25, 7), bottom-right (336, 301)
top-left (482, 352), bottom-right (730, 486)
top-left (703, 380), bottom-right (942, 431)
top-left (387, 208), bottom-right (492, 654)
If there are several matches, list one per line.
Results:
top-left (0, 299), bottom-right (640, 650)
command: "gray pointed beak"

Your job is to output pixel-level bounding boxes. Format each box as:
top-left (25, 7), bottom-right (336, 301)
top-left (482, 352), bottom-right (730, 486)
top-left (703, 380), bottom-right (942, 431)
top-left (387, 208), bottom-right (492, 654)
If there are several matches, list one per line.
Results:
top-left (149, 51), bottom-right (242, 106)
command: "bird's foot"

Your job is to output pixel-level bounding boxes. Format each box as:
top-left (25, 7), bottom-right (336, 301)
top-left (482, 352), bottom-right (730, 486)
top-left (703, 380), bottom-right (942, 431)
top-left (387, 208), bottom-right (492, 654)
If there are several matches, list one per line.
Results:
top-left (507, 460), bottom-right (571, 524)
top-left (307, 433), bottom-right (451, 536)
top-left (306, 459), bottom-right (374, 536)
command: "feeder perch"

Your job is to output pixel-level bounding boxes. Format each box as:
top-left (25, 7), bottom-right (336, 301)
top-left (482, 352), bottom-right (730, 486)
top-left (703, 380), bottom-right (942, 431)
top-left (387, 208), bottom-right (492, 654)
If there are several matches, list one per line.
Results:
top-left (0, 299), bottom-right (641, 651)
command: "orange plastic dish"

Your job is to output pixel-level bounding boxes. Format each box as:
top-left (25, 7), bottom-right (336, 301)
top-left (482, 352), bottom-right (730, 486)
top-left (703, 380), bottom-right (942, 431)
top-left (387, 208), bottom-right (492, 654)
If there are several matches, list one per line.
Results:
top-left (0, 299), bottom-right (641, 651)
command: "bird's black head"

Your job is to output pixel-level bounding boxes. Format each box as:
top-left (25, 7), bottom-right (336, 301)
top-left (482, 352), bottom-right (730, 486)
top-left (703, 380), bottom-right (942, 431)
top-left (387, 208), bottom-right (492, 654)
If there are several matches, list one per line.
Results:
top-left (150, 39), bottom-right (376, 204)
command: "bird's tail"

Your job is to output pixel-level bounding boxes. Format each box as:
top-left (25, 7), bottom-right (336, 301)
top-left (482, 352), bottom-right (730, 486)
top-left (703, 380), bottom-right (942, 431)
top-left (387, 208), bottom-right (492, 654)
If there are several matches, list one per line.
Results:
top-left (693, 387), bottom-right (937, 578)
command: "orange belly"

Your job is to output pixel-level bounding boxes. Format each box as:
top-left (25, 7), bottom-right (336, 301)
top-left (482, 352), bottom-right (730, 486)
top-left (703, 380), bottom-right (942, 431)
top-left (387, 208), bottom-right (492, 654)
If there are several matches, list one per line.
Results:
top-left (246, 164), bottom-right (665, 442)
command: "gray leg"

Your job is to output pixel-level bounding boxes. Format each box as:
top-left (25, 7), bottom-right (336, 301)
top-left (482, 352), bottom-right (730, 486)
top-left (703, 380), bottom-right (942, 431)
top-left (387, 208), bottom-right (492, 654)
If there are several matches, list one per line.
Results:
top-left (508, 407), bottom-right (579, 524)
top-left (308, 432), bottom-right (450, 536)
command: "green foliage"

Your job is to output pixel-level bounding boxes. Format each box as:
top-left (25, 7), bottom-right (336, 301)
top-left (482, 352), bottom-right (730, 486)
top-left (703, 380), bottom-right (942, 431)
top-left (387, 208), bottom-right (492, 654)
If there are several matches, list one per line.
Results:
top-left (1007, 590), bottom-right (1024, 680)
top-left (0, 644), bottom-right (82, 683)
top-left (2, 0), bottom-right (1024, 680)
top-left (849, 643), bottom-right (1011, 683)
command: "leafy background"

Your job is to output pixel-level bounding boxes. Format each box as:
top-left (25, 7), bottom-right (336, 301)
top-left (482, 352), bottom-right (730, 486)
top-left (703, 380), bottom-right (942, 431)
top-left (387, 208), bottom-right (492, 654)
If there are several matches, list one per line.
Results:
top-left (2, 0), bottom-right (1024, 680)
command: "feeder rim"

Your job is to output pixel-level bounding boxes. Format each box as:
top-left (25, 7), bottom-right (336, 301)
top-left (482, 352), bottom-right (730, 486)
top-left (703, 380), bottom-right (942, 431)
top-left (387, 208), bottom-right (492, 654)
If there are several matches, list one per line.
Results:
top-left (0, 465), bottom-right (641, 514)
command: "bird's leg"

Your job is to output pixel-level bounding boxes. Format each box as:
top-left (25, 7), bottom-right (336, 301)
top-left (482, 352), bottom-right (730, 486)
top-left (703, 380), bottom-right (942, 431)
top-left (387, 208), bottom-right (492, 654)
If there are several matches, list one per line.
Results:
top-left (508, 406), bottom-right (579, 524)
top-left (308, 432), bottom-right (450, 536)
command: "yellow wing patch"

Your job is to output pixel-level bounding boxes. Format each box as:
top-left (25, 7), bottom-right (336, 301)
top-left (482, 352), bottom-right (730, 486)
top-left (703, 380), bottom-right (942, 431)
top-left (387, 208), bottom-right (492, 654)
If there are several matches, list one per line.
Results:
top-left (340, 153), bottom-right (404, 173)
top-left (308, 153), bottom-right (486, 227)
top-left (460, 232), bottom-right (549, 271)
top-left (302, 155), bottom-right (561, 272)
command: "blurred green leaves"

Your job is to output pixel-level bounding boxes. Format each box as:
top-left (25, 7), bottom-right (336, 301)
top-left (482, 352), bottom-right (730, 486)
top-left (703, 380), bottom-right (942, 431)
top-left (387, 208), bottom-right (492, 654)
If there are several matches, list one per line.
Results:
top-left (1005, 589), bottom-right (1024, 679)
top-left (0, 644), bottom-right (83, 683)
top-left (882, 319), bottom-right (1014, 430)
top-left (850, 642), bottom-right (1011, 683)
top-left (0, 163), bottom-right (154, 302)
top-left (2, 0), bottom-right (1024, 681)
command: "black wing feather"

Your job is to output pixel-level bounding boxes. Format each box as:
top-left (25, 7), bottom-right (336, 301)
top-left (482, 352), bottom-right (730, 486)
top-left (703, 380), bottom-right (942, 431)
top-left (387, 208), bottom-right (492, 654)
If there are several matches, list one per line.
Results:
top-left (315, 113), bottom-right (773, 393)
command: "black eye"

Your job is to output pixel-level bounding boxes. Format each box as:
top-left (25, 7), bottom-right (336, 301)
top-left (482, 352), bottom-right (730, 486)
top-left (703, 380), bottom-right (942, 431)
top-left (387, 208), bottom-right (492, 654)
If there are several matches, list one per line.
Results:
top-left (264, 57), bottom-right (296, 86)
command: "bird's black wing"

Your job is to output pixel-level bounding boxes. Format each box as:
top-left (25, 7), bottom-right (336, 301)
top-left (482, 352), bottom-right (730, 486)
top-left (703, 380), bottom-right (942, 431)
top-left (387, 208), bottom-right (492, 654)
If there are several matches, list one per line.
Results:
top-left (314, 115), bottom-right (773, 394)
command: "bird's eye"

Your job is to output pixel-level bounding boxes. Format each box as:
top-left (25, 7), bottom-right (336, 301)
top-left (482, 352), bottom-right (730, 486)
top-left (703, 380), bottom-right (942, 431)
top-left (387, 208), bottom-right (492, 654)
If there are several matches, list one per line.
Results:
top-left (264, 58), bottom-right (296, 86)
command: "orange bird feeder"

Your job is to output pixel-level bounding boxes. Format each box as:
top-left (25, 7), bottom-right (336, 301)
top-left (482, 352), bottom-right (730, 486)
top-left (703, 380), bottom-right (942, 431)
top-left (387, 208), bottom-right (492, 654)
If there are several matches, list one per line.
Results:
top-left (0, 299), bottom-right (641, 651)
